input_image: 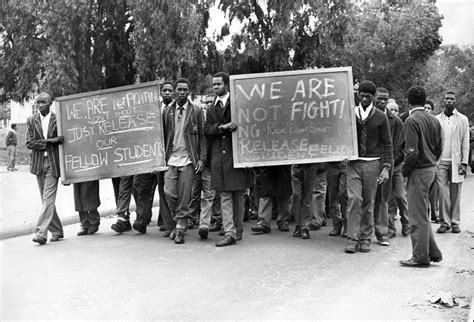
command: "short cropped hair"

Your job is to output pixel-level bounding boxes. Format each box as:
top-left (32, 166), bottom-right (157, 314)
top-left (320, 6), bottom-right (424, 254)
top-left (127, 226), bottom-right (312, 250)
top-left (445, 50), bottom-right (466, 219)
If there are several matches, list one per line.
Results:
top-left (376, 87), bottom-right (389, 95)
top-left (213, 72), bottom-right (229, 86)
top-left (358, 81), bottom-right (377, 95)
top-left (161, 80), bottom-right (174, 90)
top-left (175, 78), bottom-right (191, 88)
top-left (407, 86), bottom-right (426, 106)
top-left (445, 91), bottom-right (456, 97)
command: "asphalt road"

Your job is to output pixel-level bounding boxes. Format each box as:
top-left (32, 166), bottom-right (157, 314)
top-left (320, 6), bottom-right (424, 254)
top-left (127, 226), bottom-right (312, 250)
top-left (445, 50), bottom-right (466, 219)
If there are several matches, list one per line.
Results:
top-left (1, 172), bottom-right (473, 320)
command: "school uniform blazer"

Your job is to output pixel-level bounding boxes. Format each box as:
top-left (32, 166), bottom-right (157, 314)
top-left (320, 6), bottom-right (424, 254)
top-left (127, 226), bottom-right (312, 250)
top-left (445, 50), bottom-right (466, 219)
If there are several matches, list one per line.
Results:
top-left (26, 112), bottom-right (61, 177)
top-left (162, 100), bottom-right (206, 168)
top-left (436, 109), bottom-right (470, 183)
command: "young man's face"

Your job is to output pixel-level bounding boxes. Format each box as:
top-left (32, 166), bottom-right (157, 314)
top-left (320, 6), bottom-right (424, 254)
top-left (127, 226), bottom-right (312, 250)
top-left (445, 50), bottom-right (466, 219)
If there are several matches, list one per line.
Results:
top-left (374, 91), bottom-right (389, 111)
top-left (424, 103), bottom-right (433, 113)
top-left (161, 84), bottom-right (174, 105)
top-left (358, 91), bottom-right (374, 109)
top-left (175, 82), bottom-right (190, 105)
top-left (36, 94), bottom-right (52, 116)
top-left (213, 77), bottom-right (228, 97)
top-left (444, 93), bottom-right (456, 113)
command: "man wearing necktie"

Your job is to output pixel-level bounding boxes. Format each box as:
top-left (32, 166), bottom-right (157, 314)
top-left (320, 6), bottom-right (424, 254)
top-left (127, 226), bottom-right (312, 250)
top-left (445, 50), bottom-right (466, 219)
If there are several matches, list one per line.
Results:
top-left (345, 81), bottom-right (392, 254)
top-left (162, 78), bottom-right (206, 244)
top-left (205, 72), bottom-right (250, 247)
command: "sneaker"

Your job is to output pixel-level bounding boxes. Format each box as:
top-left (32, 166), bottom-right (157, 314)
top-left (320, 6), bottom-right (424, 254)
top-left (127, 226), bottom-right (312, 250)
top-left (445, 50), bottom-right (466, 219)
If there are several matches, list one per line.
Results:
top-left (378, 236), bottom-right (390, 246)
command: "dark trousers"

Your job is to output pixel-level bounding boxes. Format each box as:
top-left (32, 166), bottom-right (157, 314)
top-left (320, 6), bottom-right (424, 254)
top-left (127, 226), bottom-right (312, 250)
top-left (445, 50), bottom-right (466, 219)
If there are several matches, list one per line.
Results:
top-left (374, 168), bottom-right (391, 239)
top-left (327, 162), bottom-right (347, 230)
top-left (407, 166), bottom-right (442, 264)
top-left (133, 173), bottom-right (156, 224)
top-left (291, 164), bottom-right (318, 228)
top-left (157, 171), bottom-right (175, 231)
top-left (388, 164), bottom-right (409, 234)
top-left (116, 176), bottom-right (134, 220)
top-left (346, 160), bottom-right (380, 241)
top-left (188, 171), bottom-right (202, 224)
top-left (164, 164), bottom-right (195, 229)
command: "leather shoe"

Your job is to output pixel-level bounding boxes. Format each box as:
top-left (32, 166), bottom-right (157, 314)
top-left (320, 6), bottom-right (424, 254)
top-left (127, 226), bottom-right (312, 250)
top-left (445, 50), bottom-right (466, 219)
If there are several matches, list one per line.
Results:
top-left (216, 235), bottom-right (236, 247)
top-left (293, 225), bottom-right (301, 238)
top-left (430, 256), bottom-right (443, 263)
top-left (277, 222), bottom-right (290, 232)
top-left (388, 231), bottom-right (396, 239)
top-left (174, 229), bottom-right (185, 244)
top-left (111, 220), bottom-right (131, 234)
top-left (399, 258), bottom-right (429, 267)
top-left (301, 228), bottom-right (310, 239)
top-left (431, 217), bottom-right (440, 223)
top-left (437, 225), bottom-right (450, 234)
top-left (236, 228), bottom-right (243, 241)
top-left (50, 235), bottom-right (64, 242)
top-left (451, 226), bottom-right (460, 233)
top-left (87, 225), bottom-right (99, 235)
top-left (329, 227), bottom-right (341, 236)
top-left (32, 236), bottom-right (47, 245)
top-left (133, 220), bottom-right (147, 234)
top-left (401, 226), bottom-right (410, 237)
top-left (162, 230), bottom-right (172, 238)
top-left (308, 221), bottom-right (321, 231)
top-left (344, 241), bottom-right (359, 254)
top-left (251, 224), bottom-right (271, 234)
top-left (359, 240), bottom-right (371, 253)
top-left (77, 227), bottom-right (88, 236)
top-left (158, 226), bottom-right (167, 232)
top-left (198, 227), bottom-right (209, 240)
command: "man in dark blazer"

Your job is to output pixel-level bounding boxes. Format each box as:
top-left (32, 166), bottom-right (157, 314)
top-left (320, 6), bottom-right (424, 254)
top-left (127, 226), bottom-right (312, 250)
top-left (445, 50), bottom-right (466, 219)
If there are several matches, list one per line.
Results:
top-left (205, 72), bottom-right (249, 247)
top-left (400, 85), bottom-right (443, 267)
top-left (26, 92), bottom-right (64, 245)
top-left (162, 78), bottom-right (205, 244)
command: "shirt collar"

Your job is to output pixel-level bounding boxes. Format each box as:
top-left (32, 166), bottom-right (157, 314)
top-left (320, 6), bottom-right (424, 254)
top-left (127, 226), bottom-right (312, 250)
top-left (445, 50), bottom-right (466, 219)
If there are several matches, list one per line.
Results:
top-left (409, 106), bottom-right (425, 115)
top-left (214, 91), bottom-right (229, 107)
top-left (441, 108), bottom-right (458, 118)
top-left (356, 103), bottom-right (373, 120)
top-left (39, 111), bottom-right (51, 120)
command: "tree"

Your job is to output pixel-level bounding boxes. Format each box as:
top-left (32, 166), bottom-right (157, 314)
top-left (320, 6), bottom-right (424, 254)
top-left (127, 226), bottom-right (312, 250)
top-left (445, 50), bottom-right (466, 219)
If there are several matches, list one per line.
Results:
top-left (424, 45), bottom-right (474, 119)
top-left (341, 2), bottom-right (442, 104)
top-left (131, 1), bottom-right (213, 92)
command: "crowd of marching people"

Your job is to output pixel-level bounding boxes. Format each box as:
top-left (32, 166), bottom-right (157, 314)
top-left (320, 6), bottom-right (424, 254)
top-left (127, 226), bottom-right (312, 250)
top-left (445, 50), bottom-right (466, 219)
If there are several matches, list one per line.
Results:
top-left (26, 72), bottom-right (474, 266)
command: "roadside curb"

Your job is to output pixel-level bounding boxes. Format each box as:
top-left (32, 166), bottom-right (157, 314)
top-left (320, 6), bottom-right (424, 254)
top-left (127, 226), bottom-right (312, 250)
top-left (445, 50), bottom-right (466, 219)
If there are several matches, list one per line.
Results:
top-left (0, 200), bottom-right (159, 240)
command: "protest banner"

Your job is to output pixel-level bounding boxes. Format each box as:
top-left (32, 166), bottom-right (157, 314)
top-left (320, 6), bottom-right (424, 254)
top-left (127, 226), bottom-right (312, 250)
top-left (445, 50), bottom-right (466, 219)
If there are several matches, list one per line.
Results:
top-left (55, 81), bottom-right (166, 184)
top-left (230, 67), bottom-right (358, 167)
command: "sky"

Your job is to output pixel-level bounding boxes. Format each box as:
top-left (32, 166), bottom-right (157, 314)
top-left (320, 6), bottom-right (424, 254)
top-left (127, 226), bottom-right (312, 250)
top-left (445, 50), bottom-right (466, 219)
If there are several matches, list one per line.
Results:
top-left (436, 0), bottom-right (474, 46)
top-left (208, 1), bottom-right (474, 48)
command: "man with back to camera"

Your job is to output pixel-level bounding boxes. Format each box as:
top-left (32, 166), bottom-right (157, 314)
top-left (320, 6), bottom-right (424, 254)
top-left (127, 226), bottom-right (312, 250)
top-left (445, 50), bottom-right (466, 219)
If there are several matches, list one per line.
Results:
top-left (435, 91), bottom-right (470, 234)
top-left (26, 92), bottom-right (64, 245)
top-left (399, 85), bottom-right (443, 267)
top-left (345, 80), bottom-right (392, 254)
top-left (5, 123), bottom-right (18, 171)
top-left (162, 78), bottom-right (206, 244)
top-left (205, 72), bottom-right (250, 247)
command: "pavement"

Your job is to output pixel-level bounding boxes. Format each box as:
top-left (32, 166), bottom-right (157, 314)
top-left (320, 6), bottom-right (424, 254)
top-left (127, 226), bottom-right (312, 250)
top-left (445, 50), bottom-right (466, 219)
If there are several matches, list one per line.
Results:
top-left (1, 166), bottom-right (474, 320)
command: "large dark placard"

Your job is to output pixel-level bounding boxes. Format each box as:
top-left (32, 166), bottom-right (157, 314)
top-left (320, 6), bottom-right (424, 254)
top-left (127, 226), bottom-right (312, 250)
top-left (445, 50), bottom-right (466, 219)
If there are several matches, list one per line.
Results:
top-left (230, 67), bottom-right (358, 167)
top-left (55, 81), bottom-right (166, 184)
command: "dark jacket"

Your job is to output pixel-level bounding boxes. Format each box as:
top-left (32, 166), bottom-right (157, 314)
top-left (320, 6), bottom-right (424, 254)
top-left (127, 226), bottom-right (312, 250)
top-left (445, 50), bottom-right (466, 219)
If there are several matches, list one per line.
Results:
top-left (162, 100), bottom-right (206, 168)
top-left (386, 109), bottom-right (405, 167)
top-left (356, 107), bottom-right (393, 169)
top-left (254, 165), bottom-right (292, 198)
top-left (205, 96), bottom-right (249, 192)
top-left (73, 180), bottom-right (101, 211)
top-left (402, 109), bottom-right (442, 176)
top-left (26, 112), bottom-right (61, 177)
